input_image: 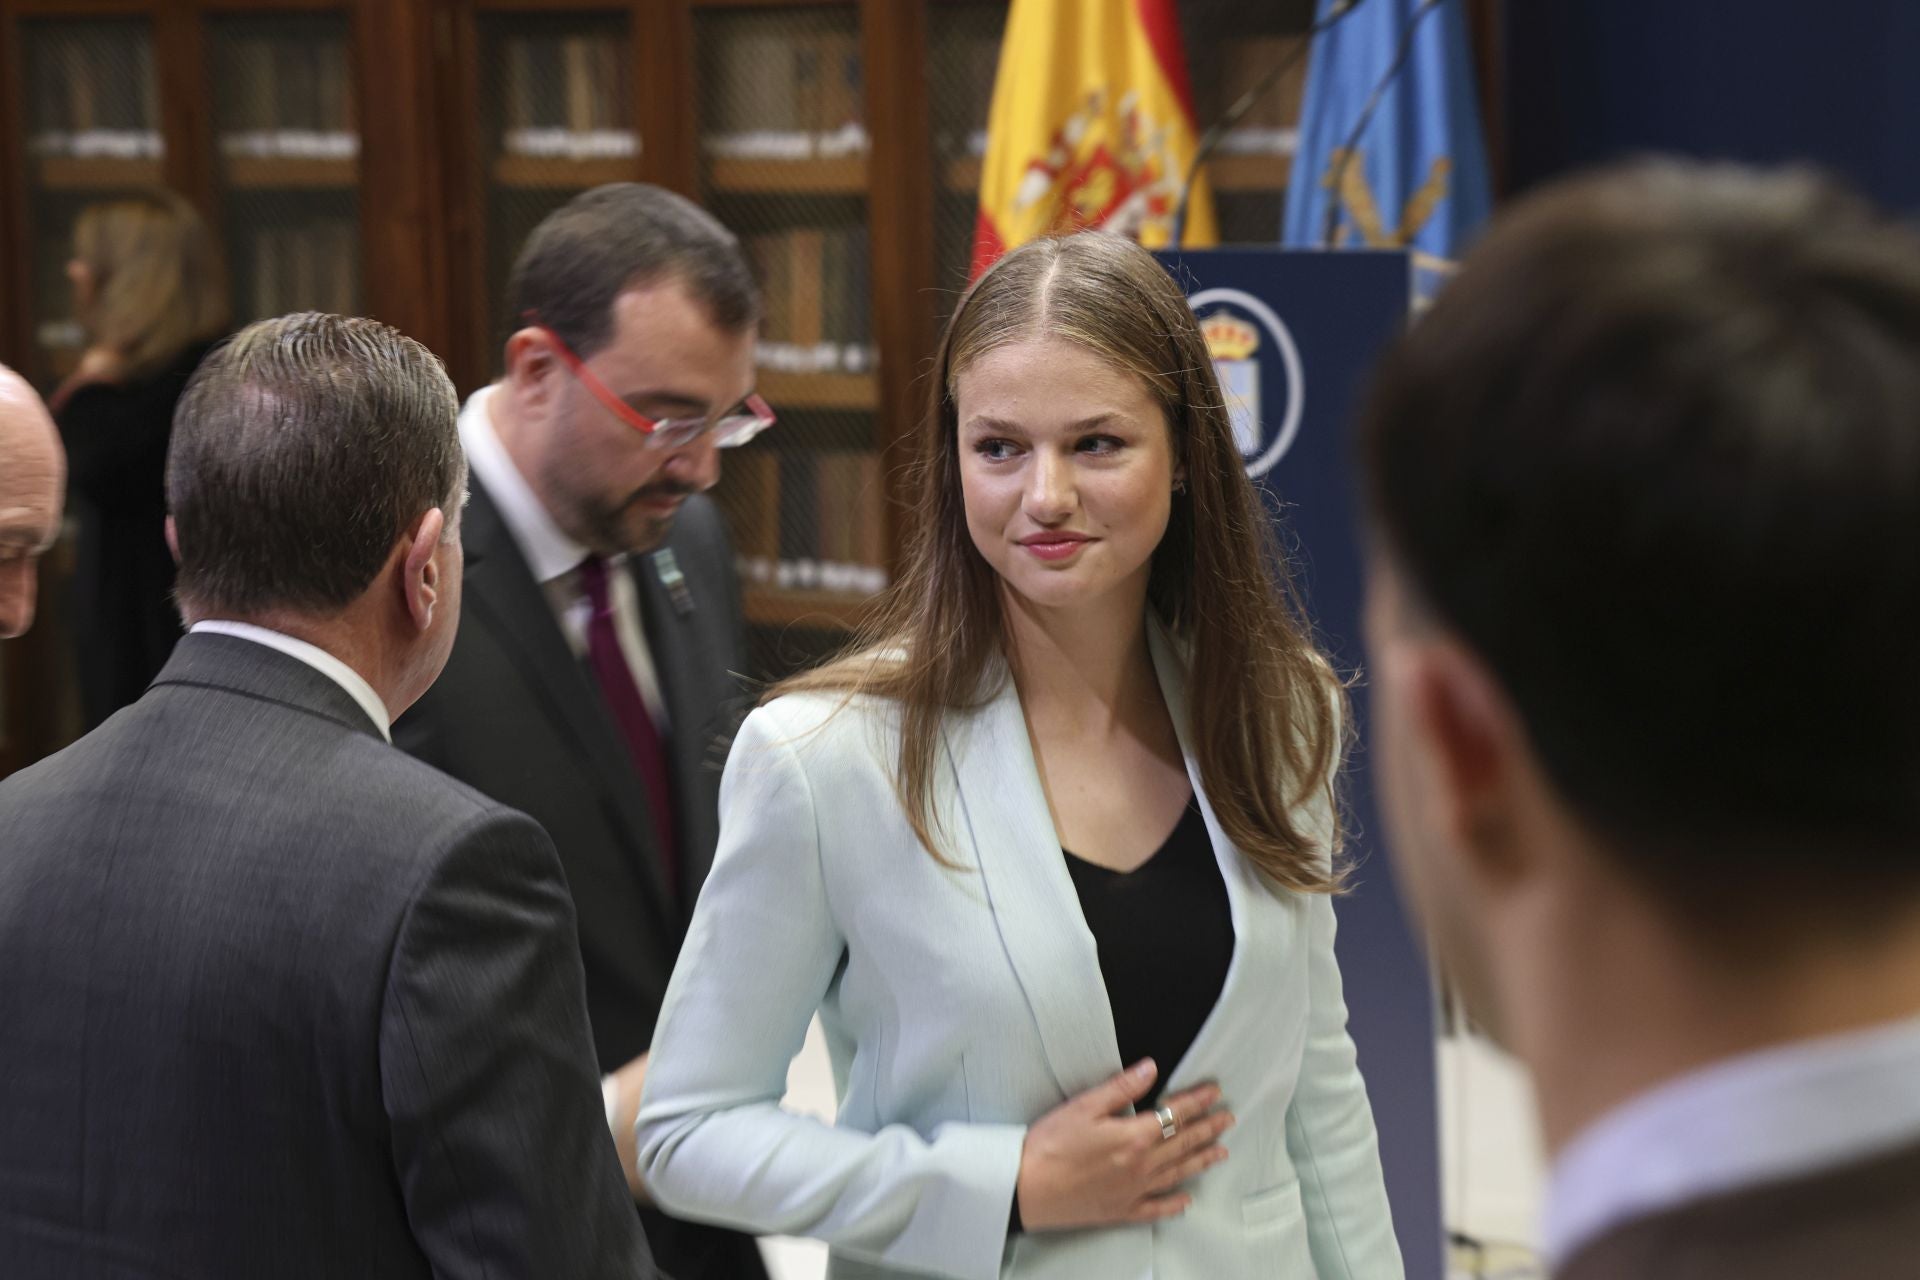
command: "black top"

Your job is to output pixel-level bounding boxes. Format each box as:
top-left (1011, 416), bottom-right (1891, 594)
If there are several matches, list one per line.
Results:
top-left (1010, 800), bottom-right (1235, 1234)
top-left (1064, 799), bottom-right (1235, 1106)
top-left (56, 339), bottom-right (218, 728)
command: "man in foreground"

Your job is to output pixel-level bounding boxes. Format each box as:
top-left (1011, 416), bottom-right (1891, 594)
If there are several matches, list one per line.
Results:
top-left (1362, 161), bottom-right (1920, 1278)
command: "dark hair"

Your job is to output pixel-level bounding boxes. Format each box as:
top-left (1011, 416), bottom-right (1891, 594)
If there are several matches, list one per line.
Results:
top-left (506, 182), bottom-right (759, 357)
top-left (167, 312), bottom-right (462, 618)
top-left (780, 233), bottom-right (1346, 894)
top-left (1359, 160), bottom-right (1920, 917)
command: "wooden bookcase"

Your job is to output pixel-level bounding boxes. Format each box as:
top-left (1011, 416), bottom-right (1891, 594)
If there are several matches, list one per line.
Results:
top-left (0, 0), bottom-right (1392, 769)
top-left (0, 0), bottom-right (446, 376)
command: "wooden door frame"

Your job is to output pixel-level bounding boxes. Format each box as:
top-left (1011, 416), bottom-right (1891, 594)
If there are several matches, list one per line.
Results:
top-left (354, 0), bottom-right (452, 355)
top-left (860, 0), bottom-right (935, 558)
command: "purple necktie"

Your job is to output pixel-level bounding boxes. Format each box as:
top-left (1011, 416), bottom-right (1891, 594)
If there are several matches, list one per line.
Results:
top-left (578, 554), bottom-right (677, 894)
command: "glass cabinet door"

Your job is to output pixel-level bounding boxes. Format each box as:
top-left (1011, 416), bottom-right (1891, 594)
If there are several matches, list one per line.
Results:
top-left (19, 16), bottom-right (164, 385)
top-left (477, 9), bottom-right (639, 367)
top-left (207, 11), bottom-right (363, 325)
top-left (695, 3), bottom-right (884, 671)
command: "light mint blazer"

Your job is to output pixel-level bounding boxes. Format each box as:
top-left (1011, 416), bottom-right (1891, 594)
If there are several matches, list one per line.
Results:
top-left (637, 626), bottom-right (1404, 1280)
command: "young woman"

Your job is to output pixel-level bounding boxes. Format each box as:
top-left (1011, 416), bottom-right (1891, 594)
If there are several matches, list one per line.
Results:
top-left (51, 190), bottom-right (228, 727)
top-left (637, 233), bottom-right (1402, 1280)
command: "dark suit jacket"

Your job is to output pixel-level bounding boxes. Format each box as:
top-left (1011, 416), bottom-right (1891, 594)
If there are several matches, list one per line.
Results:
top-left (396, 481), bottom-right (763, 1280)
top-left (1558, 1138), bottom-right (1920, 1280)
top-left (0, 634), bottom-right (656, 1279)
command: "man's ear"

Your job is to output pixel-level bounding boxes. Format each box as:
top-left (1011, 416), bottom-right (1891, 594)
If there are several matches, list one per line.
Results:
top-left (503, 328), bottom-right (557, 399)
top-left (1403, 638), bottom-right (1534, 884)
top-left (164, 515), bottom-right (180, 566)
top-left (402, 507), bottom-right (447, 633)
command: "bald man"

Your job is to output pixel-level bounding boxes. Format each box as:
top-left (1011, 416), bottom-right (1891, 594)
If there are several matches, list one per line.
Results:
top-left (0, 366), bottom-right (65, 639)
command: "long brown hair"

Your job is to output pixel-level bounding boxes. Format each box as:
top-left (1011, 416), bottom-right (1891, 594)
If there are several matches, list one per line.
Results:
top-left (778, 233), bottom-right (1346, 894)
top-left (73, 190), bottom-right (228, 380)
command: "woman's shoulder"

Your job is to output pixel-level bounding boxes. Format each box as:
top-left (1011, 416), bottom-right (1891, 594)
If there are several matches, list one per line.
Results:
top-left (56, 340), bottom-right (214, 423)
top-left (721, 696), bottom-right (902, 817)
top-left (754, 647), bottom-right (908, 724)
top-left (751, 684), bottom-right (904, 749)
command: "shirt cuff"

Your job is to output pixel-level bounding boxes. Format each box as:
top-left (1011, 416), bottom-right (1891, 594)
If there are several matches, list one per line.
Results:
top-left (602, 1072), bottom-right (620, 1130)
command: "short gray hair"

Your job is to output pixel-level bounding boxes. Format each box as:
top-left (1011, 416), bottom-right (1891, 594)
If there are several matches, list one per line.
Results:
top-left (167, 312), bottom-right (462, 618)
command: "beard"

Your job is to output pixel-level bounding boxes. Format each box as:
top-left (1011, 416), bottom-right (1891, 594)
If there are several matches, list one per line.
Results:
top-left (578, 481), bottom-right (694, 556)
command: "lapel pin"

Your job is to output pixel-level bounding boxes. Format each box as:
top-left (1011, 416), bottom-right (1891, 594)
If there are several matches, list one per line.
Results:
top-left (653, 548), bottom-right (695, 617)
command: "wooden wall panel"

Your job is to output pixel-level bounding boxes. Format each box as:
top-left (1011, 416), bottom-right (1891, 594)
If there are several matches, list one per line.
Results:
top-left (860, 0), bottom-right (935, 553)
top-left (356, 0), bottom-right (453, 355)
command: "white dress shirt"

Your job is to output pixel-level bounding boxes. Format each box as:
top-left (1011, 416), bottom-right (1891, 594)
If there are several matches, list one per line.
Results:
top-left (189, 620), bottom-right (392, 742)
top-left (458, 385), bottom-right (667, 727)
top-left (1544, 1010), bottom-right (1920, 1265)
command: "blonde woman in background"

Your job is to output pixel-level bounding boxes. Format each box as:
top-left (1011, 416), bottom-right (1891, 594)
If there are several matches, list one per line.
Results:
top-left (51, 189), bottom-right (228, 727)
top-left (638, 233), bottom-right (1402, 1280)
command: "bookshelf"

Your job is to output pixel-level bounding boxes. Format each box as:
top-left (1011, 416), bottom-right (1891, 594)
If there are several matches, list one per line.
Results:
top-left (9, 15), bottom-right (166, 386)
top-left (2, 0), bottom-right (1422, 766)
top-left (35, 157), bottom-right (167, 190)
top-left (1183, 2), bottom-right (1315, 242)
top-left (708, 155), bottom-right (867, 195)
top-left (742, 584), bottom-right (878, 631)
top-left (1, 2), bottom-right (446, 392)
top-left (222, 157), bottom-right (361, 189)
top-left (491, 155), bottom-right (635, 189)
top-left (696, 3), bottom-right (891, 659)
top-left (210, 12), bottom-right (364, 323)
top-left (928, 2), bottom-right (1003, 317)
top-left (462, 9), bottom-right (642, 367)
top-left (1209, 153), bottom-right (1296, 193)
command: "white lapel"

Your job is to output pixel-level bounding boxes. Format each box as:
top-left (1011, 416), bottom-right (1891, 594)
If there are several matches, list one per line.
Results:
top-left (1147, 623), bottom-right (1275, 1095)
top-left (941, 668), bottom-right (1123, 1100)
top-left (942, 627), bottom-right (1294, 1102)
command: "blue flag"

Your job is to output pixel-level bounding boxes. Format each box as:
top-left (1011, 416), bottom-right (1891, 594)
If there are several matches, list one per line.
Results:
top-left (1282, 0), bottom-right (1492, 300)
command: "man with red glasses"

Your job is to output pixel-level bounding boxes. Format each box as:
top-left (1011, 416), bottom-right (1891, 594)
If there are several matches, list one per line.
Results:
top-left (396, 182), bottom-right (770, 1280)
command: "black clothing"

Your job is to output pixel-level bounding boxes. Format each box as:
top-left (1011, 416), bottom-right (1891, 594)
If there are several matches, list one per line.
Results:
top-left (1011, 801), bottom-right (1236, 1234)
top-left (56, 340), bottom-right (216, 727)
top-left (1064, 800), bottom-right (1235, 1108)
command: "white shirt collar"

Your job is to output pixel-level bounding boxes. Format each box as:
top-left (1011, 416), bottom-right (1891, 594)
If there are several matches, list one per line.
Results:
top-left (459, 384), bottom-right (589, 586)
top-left (188, 620), bottom-right (392, 742)
top-left (1544, 1011), bottom-right (1920, 1265)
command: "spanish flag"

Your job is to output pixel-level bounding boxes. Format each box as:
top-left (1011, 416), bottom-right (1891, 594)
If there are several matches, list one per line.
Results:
top-left (971, 0), bottom-right (1218, 278)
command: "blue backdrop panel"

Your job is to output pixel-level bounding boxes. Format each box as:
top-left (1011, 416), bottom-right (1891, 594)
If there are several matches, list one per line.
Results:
top-left (1504, 0), bottom-right (1920, 212)
top-left (1158, 247), bottom-right (1436, 1279)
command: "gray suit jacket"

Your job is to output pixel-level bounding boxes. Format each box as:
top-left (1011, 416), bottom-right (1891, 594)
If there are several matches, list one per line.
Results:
top-left (1558, 1139), bottom-right (1920, 1280)
top-left (0, 633), bottom-right (655, 1279)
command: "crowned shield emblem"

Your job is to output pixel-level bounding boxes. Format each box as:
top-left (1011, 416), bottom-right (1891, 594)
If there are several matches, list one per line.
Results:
top-left (1216, 357), bottom-right (1261, 455)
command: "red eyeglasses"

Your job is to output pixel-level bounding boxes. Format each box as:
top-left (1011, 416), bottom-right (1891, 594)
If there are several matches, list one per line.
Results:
top-left (527, 316), bottom-right (776, 450)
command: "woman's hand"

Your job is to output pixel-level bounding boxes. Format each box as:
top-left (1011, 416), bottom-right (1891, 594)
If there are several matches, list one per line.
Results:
top-left (1015, 1058), bottom-right (1234, 1231)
